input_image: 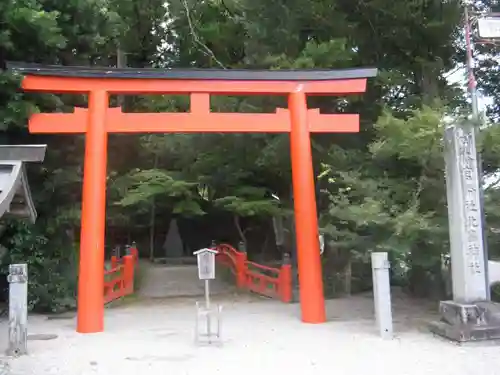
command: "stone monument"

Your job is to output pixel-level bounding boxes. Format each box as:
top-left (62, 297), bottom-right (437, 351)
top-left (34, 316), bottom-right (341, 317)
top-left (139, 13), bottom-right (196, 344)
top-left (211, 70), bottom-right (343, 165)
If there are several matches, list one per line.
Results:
top-left (163, 218), bottom-right (184, 258)
top-left (430, 124), bottom-right (500, 343)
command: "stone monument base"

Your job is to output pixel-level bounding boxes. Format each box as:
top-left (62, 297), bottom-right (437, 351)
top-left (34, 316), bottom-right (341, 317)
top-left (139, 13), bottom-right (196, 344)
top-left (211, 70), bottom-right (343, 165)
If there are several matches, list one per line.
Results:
top-left (429, 300), bottom-right (500, 343)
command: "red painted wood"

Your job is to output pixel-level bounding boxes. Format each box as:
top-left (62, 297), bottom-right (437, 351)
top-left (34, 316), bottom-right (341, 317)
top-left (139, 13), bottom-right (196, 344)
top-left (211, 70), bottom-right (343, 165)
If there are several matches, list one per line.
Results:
top-left (28, 108), bottom-right (359, 134)
top-left (103, 250), bottom-right (137, 305)
top-left (17, 68), bottom-right (372, 332)
top-left (215, 244), bottom-right (291, 302)
top-left (22, 75), bottom-right (368, 95)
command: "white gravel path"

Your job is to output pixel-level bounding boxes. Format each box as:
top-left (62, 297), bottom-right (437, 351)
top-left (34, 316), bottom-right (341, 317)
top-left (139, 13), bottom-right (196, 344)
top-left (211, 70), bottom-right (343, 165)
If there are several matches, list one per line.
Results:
top-left (1, 292), bottom-right (500, 375)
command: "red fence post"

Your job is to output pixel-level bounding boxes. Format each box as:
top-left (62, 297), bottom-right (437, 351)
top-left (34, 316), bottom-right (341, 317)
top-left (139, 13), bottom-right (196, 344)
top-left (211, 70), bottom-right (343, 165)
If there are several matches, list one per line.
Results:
top-left (110, 255), bottom-right (118, 269)
top-left (236, 242), bottom-right (247, 288)
top-left (123, 254), bottom-right (135, 294)
top-left (236, 252), bottom-right (247, 288)
top-left (280, 253), bottom-right (293, 303)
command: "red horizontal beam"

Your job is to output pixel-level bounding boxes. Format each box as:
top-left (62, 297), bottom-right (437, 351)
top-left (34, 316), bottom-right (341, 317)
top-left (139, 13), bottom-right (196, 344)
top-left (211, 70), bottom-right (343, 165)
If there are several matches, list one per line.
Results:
top-left (22, 75), bottom-right (367, 95)
top-left (28, 108), bottom-right (359, 134)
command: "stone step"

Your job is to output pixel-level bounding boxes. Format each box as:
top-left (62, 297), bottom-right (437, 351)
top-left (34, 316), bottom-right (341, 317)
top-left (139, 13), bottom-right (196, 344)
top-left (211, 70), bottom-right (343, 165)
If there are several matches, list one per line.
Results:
top-left (137, 261), bottom-right (234, 299)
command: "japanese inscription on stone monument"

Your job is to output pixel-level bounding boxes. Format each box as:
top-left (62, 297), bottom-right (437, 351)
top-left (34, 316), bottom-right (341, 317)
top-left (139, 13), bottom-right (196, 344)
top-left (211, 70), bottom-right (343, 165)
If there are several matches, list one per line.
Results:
top-left (457, 127), bottom-right (483, 276)
top-left (444, 124), bottom-right (487, 302)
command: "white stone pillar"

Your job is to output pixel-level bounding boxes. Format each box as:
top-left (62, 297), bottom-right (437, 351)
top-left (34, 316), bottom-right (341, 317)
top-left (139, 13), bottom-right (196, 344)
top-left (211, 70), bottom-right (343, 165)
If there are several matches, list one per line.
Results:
top-left (7, 264), bottom-right (28, 356)
top-left (371, 252), bottom-right (393, 339)
top-left (444, 124), bottom-right (488, 302)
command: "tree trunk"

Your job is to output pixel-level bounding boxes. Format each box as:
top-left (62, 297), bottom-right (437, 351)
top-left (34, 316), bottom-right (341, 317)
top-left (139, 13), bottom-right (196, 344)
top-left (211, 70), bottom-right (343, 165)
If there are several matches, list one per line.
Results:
top-left (415, 61), bottom-right (440, 106)
top-left (149, 153), bottom-right (159, 261)
top-left (149, 202), bottom-right (156, 261)
top-left (233, 215), bottom-right (247, 247)
top-left (260, 226), bottom-right (270, 261)
top-left (117, 46), bottom-right (127, 108)
top-left (344, 256), bottom-right (352, 296)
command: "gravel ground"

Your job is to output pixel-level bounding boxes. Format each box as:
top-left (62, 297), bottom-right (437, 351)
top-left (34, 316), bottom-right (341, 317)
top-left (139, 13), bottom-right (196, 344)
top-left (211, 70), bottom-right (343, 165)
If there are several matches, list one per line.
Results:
top-left (1, 292), bottom-right (500, 375)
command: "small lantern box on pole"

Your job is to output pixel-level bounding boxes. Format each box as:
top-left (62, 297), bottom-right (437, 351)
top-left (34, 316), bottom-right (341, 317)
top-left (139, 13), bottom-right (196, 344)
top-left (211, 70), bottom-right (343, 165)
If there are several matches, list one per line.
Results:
top-left (195, 248), bottom-right (216, 280)
top-left (193, 248), bottom-right (222, 345)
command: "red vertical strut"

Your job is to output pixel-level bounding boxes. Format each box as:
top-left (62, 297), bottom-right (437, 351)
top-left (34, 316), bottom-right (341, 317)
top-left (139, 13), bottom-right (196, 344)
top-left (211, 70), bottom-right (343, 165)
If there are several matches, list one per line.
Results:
top-left (77, 90), bottom-right (109, 333)
top-left (288, 88), bottom-right (326, 323)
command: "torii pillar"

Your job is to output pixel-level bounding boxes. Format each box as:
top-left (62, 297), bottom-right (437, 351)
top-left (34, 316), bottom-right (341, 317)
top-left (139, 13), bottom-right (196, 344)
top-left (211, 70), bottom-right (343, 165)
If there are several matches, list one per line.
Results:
top-left (8, 62), bottom-right (377, 333)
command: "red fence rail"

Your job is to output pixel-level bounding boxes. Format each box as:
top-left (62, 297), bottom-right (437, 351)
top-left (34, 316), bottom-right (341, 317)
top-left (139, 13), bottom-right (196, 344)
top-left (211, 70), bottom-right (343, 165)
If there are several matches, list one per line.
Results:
top-left (214, 243), bottom-right (292, 303)
top-left (104, 244), bottom-right (139, 304)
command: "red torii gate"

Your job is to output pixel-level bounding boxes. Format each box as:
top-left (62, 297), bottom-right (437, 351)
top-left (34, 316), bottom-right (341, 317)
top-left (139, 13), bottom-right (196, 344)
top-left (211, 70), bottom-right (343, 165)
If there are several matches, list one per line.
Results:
top-left (9, 62), bottom-right (376, 333)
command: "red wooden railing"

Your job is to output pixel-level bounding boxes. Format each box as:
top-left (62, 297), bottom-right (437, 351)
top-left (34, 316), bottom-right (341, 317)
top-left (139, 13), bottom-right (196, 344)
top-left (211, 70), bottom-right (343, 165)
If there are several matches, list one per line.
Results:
top-left (104, 244), bottom-right (139, 304)
top-left (214, 243), bottom-right (292, 303)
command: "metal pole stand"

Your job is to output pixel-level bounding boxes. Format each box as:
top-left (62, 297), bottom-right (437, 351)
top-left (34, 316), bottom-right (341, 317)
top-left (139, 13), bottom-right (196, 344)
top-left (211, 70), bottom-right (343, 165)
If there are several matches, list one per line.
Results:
top-left (193, 248), bottom-right (223, 346)
top-left (194, 281), bottom-right (223, 345)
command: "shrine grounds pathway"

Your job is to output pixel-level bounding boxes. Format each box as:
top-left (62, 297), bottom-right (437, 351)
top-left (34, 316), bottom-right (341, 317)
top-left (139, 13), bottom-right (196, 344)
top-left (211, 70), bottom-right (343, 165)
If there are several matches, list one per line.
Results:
top-left (2, 290), bottom-right (500, 375)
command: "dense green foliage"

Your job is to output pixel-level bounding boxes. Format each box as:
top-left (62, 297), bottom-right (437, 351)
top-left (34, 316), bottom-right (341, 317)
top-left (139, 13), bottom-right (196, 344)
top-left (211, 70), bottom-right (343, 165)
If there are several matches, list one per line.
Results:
top-left (2, 0), bottom-right (500, 310)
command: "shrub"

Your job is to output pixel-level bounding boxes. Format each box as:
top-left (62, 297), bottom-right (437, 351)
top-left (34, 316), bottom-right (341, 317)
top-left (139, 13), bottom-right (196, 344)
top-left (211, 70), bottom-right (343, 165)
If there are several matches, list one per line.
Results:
top-left (491, 282), bottom-right (500, 303)
top-left (0, 221), bottom-right (77, 313)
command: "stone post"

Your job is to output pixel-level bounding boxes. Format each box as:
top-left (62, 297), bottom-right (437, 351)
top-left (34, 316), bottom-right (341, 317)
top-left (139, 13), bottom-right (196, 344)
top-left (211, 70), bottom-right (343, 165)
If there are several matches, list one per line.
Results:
top-left (280, 253), bottom-right (293, 303)
top-left (444, 124), bottom-right (487, 301)
top-left (237, 241), bottom-right (246, 253)
top-left (7, 264), bottom-right (28, 356)
top-left (371, 252), bottom-right (393, 339)
top-left (430, 123), bottom-right (500, 343)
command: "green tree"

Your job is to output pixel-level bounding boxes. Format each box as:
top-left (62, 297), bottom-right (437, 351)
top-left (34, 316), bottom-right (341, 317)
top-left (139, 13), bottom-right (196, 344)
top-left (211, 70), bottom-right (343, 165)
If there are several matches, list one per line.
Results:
top-left (3, 0), bottom-right (500, 309)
